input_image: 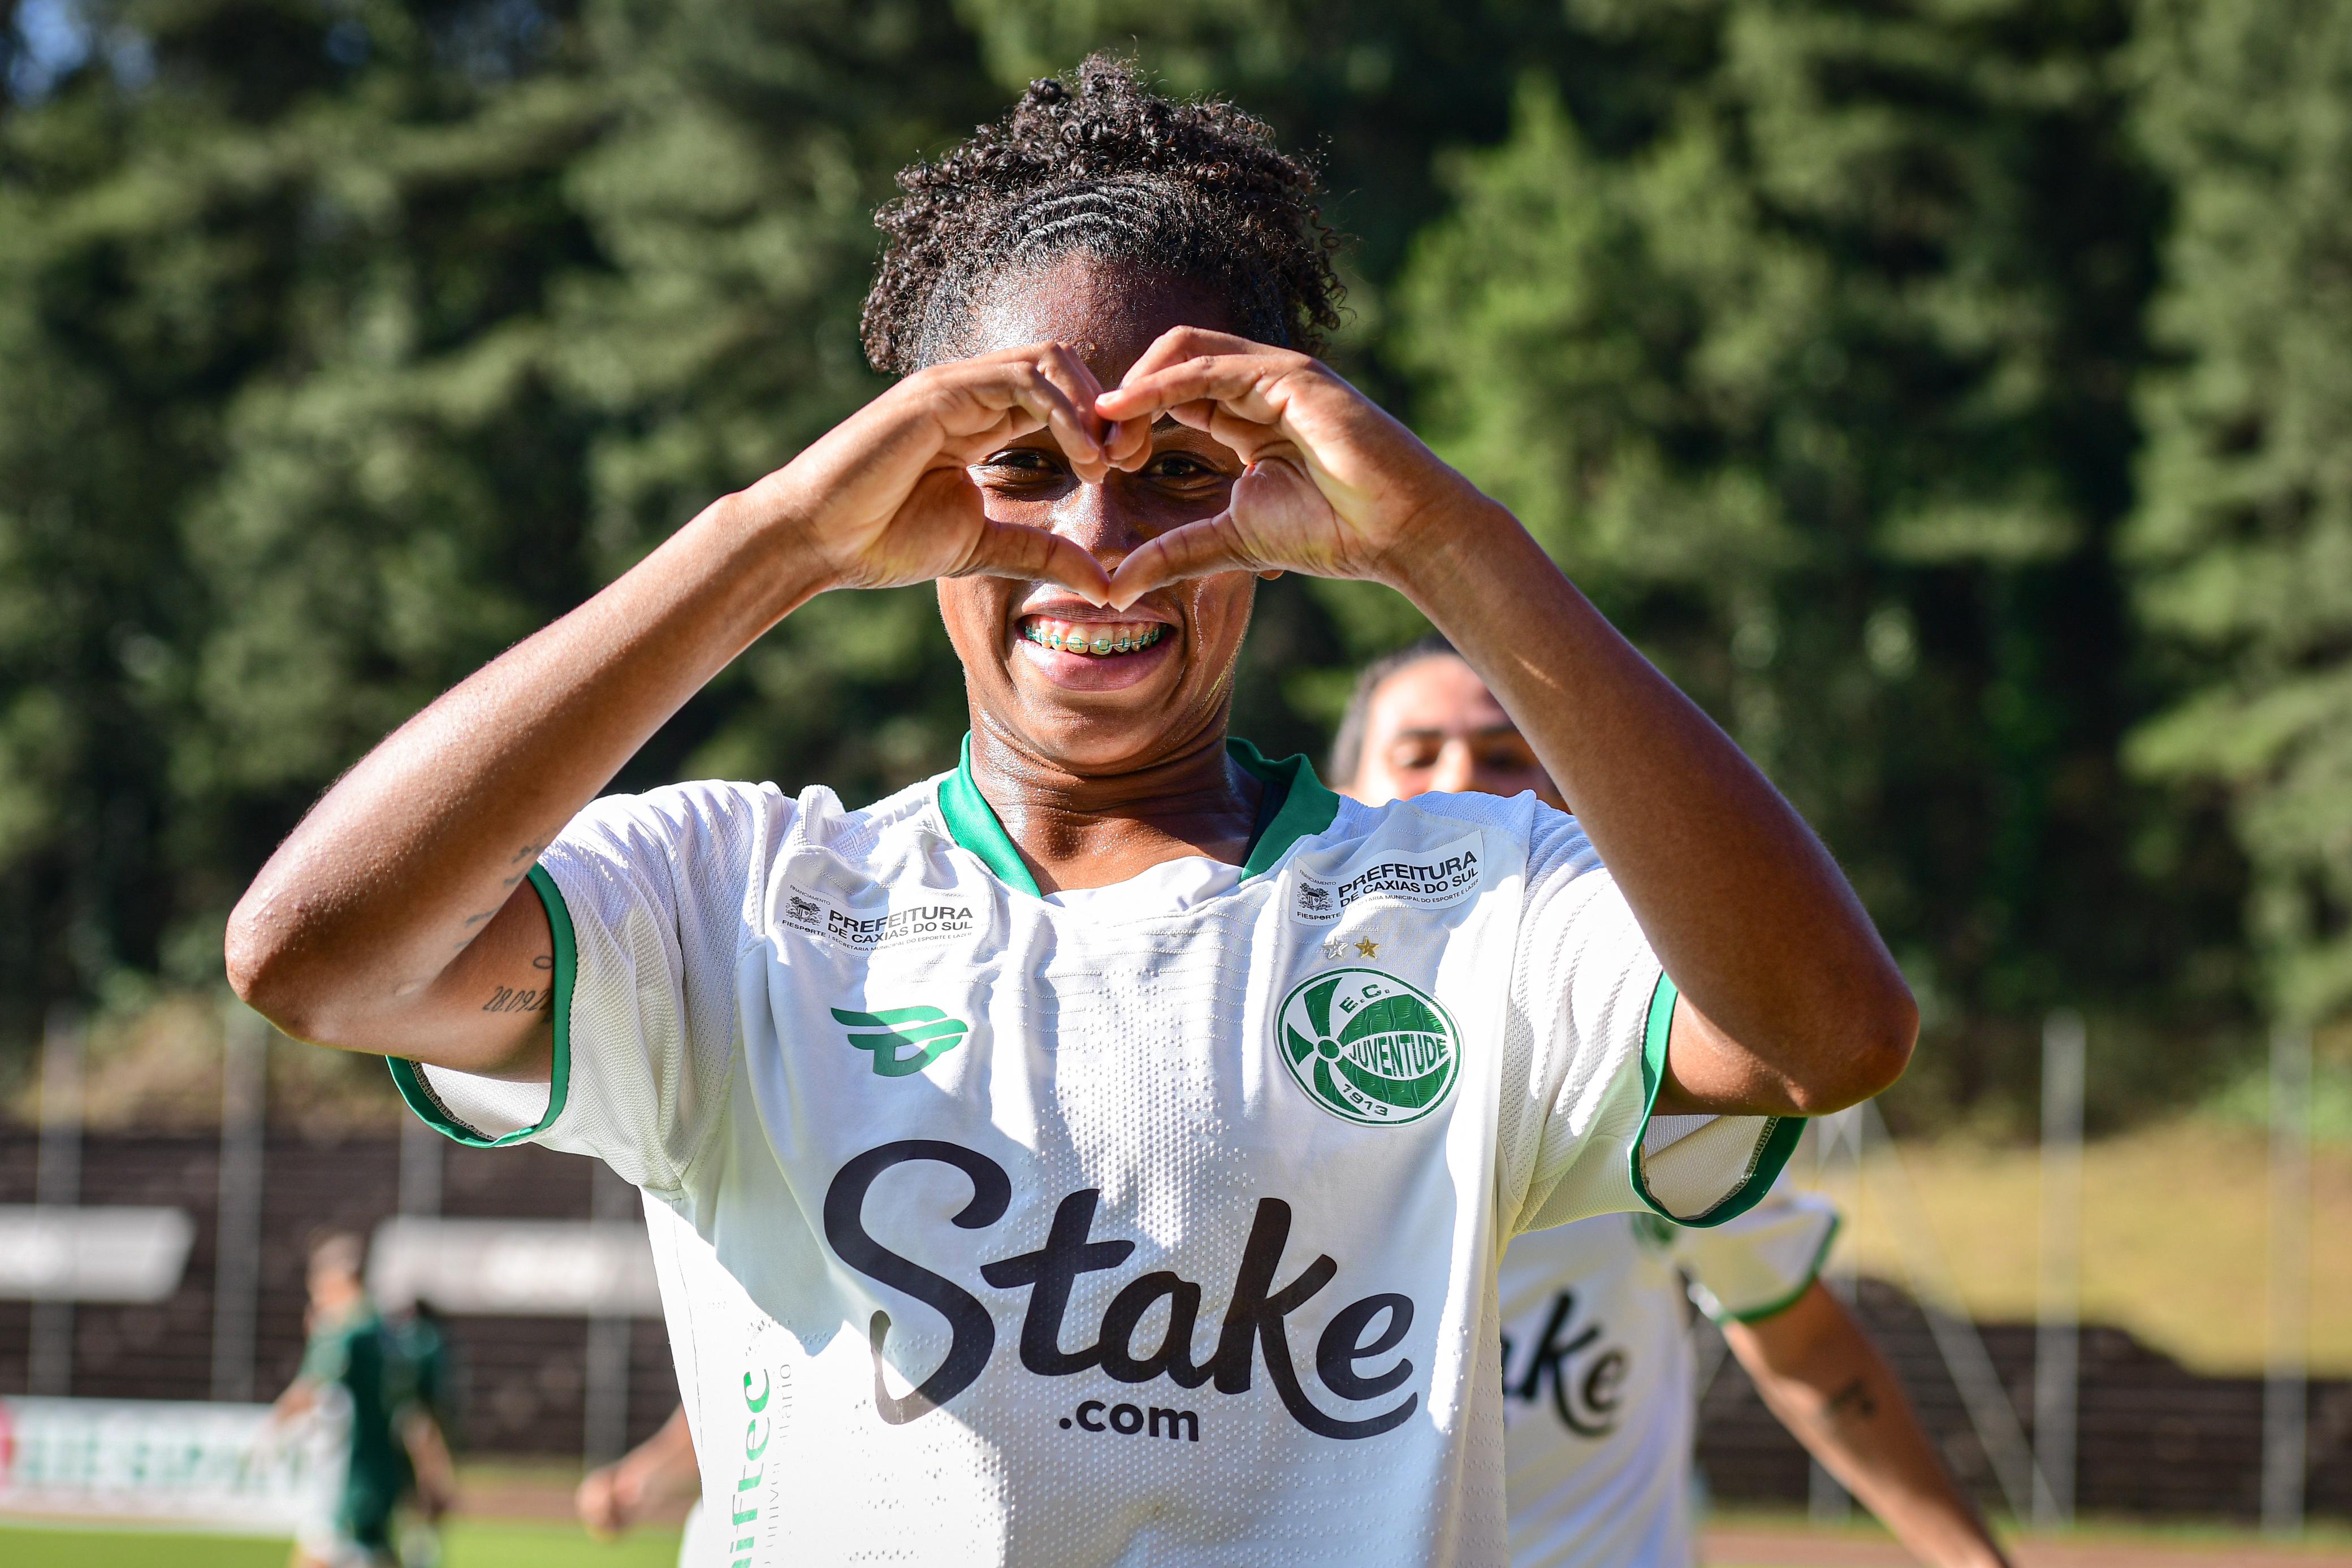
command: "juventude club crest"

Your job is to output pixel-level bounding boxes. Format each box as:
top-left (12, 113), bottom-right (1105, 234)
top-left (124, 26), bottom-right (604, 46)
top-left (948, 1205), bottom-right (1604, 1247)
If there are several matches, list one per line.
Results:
top-left (1276, 968), bottom-right (1460, 1126)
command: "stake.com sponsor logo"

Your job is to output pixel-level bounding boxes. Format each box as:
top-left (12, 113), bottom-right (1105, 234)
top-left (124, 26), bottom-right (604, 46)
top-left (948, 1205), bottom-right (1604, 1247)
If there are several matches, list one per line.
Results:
top-left (825, 1140), bottom-right (1422, 1442)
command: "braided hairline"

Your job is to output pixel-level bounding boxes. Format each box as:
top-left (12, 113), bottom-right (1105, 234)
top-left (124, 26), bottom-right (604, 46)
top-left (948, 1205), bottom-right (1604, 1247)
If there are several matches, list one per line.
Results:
top-left (862, 55), bottom-right (1344, 375)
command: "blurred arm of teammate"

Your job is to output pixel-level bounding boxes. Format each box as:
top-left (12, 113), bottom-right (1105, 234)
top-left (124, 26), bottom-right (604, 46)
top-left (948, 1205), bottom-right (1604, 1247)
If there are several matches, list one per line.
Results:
top-left (1724, 1284), bottom-right (2011, 1568)
top-left (271, 1380), bottom-right (319, 1423)
top-left (577, 1406), bottom-right (699, 1540)
top-left (224, 345), bottom-right (1140, 1075)
top-left (400, 1408), bottom-right (459, 1523)
top-left (1100, 330), bottom-right (1917, 1117)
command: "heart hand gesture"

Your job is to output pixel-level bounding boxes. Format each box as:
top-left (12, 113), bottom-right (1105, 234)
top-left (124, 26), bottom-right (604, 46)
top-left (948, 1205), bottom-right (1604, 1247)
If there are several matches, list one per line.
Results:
top-left (1090, 328), bottom-right (1494, 607)
top-left (748, 342), bottom-right (1152, 602)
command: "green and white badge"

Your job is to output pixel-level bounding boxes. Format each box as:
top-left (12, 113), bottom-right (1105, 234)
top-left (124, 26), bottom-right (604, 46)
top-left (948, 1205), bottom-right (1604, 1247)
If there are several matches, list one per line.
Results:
top-left (1276, 968), bottom-right (1460, 1126)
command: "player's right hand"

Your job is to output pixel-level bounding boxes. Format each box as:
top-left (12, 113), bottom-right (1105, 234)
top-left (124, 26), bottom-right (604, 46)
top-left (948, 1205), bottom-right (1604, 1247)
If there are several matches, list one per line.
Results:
top-left (741, 343), bottom-right (1143, 603)
top-left (575, 1463), bottom-right (628, 1538)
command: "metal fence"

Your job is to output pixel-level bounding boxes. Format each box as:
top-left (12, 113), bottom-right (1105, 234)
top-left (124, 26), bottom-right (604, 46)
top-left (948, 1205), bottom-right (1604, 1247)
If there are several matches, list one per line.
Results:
top-left (0, 1120), bottom-right (675, 1461)
top-left (0, 1006), bottom-right (2336, 1521)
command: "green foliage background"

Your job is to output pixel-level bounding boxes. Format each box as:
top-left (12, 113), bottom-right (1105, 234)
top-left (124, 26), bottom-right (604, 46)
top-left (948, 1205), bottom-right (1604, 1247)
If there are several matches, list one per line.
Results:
top-left (0, 0), bottom-right (2339, 1122)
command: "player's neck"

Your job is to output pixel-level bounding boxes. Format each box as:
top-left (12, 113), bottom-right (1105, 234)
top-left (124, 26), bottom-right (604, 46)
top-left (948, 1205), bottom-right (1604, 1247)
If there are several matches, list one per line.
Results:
top-left (966, 719), bottom-right (1263, 895)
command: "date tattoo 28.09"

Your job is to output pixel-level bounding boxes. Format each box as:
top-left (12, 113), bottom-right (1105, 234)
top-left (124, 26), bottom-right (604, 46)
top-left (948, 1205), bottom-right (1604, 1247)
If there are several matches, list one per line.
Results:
top-left (482, 953), bottom-right (556, 1014)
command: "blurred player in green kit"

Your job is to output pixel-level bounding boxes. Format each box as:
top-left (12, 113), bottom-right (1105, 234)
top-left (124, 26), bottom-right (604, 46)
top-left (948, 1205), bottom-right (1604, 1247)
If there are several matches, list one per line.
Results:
top-left (274, 1233), bottom-right (456, 1568)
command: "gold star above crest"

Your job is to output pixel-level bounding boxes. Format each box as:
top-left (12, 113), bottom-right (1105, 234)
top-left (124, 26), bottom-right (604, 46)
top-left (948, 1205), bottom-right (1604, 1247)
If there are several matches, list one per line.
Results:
top-left (1354, 937), bottom-right (1380, 959)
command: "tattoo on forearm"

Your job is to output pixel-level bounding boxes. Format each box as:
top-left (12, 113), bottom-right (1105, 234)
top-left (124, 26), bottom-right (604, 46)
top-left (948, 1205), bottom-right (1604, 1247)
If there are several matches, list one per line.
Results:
top-left (447, 850), bottom-right (550, 965)
top-left (533, 954), bottom-right (552, 971)
top-left (482, 985), bottom-right (555, 1014)
top-left (495, 843), bottom-right (547, 889)
top-left (1824, 1377), bottom-right (1878, 1425)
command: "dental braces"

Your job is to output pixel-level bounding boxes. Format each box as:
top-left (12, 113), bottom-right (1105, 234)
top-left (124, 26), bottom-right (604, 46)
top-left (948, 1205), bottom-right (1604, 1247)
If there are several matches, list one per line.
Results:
top-left (1024, 623), bottom-right (1165, 657)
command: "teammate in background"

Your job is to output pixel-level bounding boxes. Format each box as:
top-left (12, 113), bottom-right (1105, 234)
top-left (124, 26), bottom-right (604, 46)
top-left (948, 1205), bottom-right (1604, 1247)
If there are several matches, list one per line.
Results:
top-left (386, 1302), bottom-right (452, 1443)
top-left (577, 1406), bottom-right (707, 1560)
top-left (228, 57), bottom-right (1916, 1564)
top-left (1335, 639), bottom-right (2008, 1568)
top-left (384, 1300), bottom-right (457, 1568)
top-left (274, 1233), bottom-right (456, 1568)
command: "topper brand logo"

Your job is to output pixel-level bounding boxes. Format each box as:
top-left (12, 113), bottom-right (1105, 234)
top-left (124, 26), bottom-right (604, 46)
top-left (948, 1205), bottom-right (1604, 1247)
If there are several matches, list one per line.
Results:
top-left (731, 1365), bottom-right (775, 1559)
top-left (1277, 968), bottom-right (1460, 1126)
top-left (832, 1006), bottom-right (969, 1077)
top-left (823, 1141), bottom-right (1420, 1443)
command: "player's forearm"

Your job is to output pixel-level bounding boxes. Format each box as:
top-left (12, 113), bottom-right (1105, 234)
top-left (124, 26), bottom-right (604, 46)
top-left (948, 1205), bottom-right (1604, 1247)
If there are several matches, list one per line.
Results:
top-left (624, 1406), bottom-right (701, 1501)
top-left (1729, 1288), bottom-right (2010, 1568)
top-left (1760, 1363), bottom-right (2009, 1568)
top-left (400, 1411), bottom-right (460, 1512)
top-left (227, 492), bottom-right (829, 1062)
top-left (1385, 501), bottom-right (1913, 1115)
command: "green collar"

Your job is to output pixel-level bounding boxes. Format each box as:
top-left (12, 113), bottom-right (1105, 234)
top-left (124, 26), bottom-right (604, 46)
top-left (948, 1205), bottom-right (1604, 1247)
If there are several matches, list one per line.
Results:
top-left (937, 734), bottom-right (1341, 899)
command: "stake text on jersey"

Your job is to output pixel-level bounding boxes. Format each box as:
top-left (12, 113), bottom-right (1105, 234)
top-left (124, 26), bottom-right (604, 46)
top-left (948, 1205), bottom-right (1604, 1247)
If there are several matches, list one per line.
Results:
top-left (824, 1140), bottom-right (1421, 1441)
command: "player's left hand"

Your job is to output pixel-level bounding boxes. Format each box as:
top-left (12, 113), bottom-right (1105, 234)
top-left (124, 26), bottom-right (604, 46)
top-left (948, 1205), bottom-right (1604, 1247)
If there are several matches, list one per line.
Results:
top-left (1091, 327), bottom-right (1494, 607)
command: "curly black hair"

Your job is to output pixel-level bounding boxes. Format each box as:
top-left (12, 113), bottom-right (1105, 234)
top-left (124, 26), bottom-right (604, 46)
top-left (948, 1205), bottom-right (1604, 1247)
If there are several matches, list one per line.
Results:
top-left (862, 54), bottom-right (1344, 375)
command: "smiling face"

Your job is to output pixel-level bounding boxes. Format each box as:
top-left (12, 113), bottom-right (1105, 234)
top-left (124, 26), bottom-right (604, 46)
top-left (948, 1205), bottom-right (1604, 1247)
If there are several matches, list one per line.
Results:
top-left (936, 255), bottom-right (1260, 776)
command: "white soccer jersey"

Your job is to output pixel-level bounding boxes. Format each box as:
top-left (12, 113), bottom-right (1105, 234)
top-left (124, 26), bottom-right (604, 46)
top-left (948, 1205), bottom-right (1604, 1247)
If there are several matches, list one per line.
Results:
top-left (1498, 1185), bottom-right (1839, 1568)
top-left (393, 741), bottom-right (1802, 1567)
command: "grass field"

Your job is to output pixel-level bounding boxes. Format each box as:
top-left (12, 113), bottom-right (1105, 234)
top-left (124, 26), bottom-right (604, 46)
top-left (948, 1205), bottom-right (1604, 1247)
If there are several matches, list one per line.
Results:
top-left (1790, 1117), bottom-right (2352, 1376)
top-left (7, 1514), bottom-right (2349, 1568)
top-left (1706, 1509), bottom-right (2352, 1565)
top-left (0, 1518), bottom-right (684, 1567)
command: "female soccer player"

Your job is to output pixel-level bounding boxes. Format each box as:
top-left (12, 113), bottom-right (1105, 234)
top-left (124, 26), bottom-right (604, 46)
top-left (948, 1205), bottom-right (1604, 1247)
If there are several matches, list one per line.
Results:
top-left (1336, 641), bottom-right (2008, 1568)
top-left (227, 58), bottom-right (1914, 1566)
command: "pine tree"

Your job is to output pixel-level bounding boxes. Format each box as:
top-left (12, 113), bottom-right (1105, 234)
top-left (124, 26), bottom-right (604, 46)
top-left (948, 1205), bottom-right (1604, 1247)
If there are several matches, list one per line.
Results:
top-left (2129, 0), bottom-right (2352, 1024)
top-left (0, 0), bottom-right (501, 1028)
top-left (0, 0), bottom-right (2284, 1112)
top-left (0, 0), bottom-right (1000, 1049)
top-left (1391, 0), bottom-right (2245, 1110)
top-left (526, 0), bottom-right (1004, 801)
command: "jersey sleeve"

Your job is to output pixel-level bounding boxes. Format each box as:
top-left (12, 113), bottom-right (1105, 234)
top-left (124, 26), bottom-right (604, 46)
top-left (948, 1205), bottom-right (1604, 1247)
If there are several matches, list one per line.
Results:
top-left (1668, 1180), bottom-right (1840, 1322)
top-left (1503, 808), bottom-right (1805, 1235)
top-left (298, 1327), bottom-right (351, 1389)
top-left (389, 779), bottom-right (782, 1193)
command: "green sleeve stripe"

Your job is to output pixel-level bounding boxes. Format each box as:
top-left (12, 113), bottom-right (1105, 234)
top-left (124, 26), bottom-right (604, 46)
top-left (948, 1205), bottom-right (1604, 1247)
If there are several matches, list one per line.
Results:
top-left (1626, 970), bottom-right (1807, 1228)
top-left (1712, 1211), bottom-right (1844, 1326)
top-left (1636, 969), bottom-right (1677, 1111)
top-left (388, 864), bottom-right (576, 1149)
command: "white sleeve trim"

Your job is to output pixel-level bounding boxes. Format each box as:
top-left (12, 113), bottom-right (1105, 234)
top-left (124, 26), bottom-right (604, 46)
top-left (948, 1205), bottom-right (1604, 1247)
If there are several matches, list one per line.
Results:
top-left (1638, 1110), bottom-right (1788, 1221)
top-left (418, 1063), bottom-right (551, 1141)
